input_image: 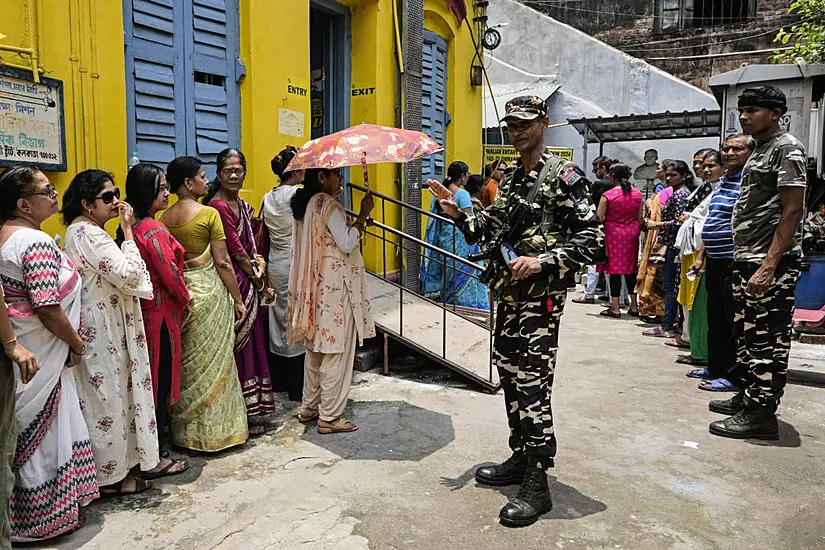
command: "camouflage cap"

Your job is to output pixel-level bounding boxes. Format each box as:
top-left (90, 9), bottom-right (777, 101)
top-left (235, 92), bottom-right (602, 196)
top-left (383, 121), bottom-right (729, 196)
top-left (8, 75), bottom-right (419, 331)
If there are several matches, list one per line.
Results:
top-left (501, 95), bottom-right (548, 122)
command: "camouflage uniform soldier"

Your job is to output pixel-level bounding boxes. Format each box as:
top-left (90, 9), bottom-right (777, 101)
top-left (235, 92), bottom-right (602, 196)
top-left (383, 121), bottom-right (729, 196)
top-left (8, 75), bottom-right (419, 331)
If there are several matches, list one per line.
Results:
top-left (709, 86), bottom-right (807, 440)
top-left (429, 96), bottom-right (604, 527)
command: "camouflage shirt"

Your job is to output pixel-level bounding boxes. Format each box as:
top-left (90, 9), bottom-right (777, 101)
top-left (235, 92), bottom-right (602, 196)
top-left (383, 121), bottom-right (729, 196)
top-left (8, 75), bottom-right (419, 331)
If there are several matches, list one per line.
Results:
top-left (456, 149), bottom-right (605, 302)
top-left (732, 132), bottom-right (807, 262)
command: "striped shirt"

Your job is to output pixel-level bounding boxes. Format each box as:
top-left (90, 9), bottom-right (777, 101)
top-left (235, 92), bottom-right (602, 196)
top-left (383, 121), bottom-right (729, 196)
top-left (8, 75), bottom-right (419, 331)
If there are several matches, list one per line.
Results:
top-left (701, 172), bottom-right (742, 259)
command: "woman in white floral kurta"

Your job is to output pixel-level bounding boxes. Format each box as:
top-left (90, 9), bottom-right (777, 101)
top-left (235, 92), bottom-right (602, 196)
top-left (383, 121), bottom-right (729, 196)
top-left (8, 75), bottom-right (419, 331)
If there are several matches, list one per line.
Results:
top-left (61, 170), bottom-right (159, 495)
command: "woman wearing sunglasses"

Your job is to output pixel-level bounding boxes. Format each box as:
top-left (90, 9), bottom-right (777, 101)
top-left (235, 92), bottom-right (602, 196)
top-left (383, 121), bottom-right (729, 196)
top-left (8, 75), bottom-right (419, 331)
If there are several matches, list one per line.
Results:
top-left (61, 170), bottom-right (160, 496)
top-left (0, 166), bottom-right (98, 542)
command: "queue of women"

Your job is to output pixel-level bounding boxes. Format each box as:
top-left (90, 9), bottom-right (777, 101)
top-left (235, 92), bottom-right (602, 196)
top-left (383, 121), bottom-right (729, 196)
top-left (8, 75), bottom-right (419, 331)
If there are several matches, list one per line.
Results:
top-left (0, 145), bottom-right (375, 544)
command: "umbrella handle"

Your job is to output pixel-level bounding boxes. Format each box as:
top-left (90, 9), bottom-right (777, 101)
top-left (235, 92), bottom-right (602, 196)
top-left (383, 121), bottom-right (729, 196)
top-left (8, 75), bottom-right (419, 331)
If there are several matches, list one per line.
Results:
top-left (361, 153), bottom-right (370, 194)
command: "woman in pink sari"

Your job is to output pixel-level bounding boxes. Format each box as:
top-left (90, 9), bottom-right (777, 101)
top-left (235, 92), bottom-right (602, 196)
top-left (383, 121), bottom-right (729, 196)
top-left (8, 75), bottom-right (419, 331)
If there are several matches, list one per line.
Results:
top-left (206, 149), bottom-right (276, 434)
top-left (0, 166), bottom-right (98, 543)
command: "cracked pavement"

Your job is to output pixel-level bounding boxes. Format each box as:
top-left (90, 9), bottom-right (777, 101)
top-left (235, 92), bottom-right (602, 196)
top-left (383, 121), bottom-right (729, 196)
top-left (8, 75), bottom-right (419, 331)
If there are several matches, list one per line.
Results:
top-left (45, 299), bottom-right (825, 549)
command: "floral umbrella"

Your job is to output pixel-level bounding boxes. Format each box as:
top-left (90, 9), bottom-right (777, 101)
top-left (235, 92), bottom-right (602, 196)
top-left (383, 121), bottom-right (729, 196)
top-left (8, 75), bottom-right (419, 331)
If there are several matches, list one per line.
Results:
top-left (284, 123), bottom-right (442, 191)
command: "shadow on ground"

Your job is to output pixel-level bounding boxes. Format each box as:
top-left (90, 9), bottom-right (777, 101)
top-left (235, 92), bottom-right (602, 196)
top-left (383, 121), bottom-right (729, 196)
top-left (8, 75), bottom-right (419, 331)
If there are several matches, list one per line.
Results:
top-left (301, 400), bottom-right (455, 461)
top-left (744, 418), bottom-right (801, 448)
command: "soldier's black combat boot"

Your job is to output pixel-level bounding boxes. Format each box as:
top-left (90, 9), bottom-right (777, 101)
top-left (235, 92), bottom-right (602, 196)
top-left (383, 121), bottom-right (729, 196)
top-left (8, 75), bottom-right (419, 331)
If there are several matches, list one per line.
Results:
top-left (475, 452), bottom-right (527, 486)
top-left (498, 466), bottom-right (553, 527)
top-left (709, 402), bottom-right (779, 440)
top-left (708, 390), bottom-right (746, 415)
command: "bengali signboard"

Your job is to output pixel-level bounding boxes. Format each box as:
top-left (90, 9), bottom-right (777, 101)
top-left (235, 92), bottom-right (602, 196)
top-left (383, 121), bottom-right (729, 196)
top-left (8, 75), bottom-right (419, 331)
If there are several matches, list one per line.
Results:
top-left (483, 144), bottom-right (573, 168)
top-left (0, 67), bottom-right (67, 171)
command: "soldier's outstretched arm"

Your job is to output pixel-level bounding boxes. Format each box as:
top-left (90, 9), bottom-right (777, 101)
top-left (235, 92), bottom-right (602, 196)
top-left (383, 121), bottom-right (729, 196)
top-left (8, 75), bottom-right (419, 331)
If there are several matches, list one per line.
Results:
top-left (428, 178), bottom-right (508, 246)
top-left (536, 167), bottom-right (605, 280)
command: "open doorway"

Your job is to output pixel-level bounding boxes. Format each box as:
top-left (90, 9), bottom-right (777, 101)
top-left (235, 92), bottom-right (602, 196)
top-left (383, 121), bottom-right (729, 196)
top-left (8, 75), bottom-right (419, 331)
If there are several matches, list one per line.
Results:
top-left (309, 2), bottom-right (350, 140)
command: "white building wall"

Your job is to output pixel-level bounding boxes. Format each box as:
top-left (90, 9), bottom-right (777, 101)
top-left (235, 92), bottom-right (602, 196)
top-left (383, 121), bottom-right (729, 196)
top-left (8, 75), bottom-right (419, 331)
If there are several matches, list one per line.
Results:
top-left (486, 0), bottom-right (720, 175)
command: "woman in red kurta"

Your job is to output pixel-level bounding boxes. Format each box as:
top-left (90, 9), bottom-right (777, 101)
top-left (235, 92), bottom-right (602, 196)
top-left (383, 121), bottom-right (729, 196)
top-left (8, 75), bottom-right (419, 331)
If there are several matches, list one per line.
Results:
top-left (121, 163), bottom-right (189, 478)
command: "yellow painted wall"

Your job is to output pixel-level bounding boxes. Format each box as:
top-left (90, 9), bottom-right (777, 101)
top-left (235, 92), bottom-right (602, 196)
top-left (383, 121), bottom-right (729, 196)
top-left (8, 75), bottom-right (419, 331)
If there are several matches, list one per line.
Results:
top-left (1, 0), bottom-right (483, 276)
top-left (0, 0), bottom-right (128, 238)
top-left (238, 0), bottom-right (311, 212)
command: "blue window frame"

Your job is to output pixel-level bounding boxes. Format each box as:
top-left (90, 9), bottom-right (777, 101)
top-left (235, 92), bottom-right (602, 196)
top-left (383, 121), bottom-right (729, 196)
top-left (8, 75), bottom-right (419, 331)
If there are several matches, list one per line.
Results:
top-left (124, 0), bottom-right (241, 178)
top-left (422, 30), bottom-right (448, 182)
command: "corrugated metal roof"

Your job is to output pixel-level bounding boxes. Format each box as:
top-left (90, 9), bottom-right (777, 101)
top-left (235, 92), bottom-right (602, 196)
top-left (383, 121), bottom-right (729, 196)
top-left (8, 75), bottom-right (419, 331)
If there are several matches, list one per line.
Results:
top-left (567, 109), bottom-right (722, 143)
top-left (709, 64), bottom-right (825, 88)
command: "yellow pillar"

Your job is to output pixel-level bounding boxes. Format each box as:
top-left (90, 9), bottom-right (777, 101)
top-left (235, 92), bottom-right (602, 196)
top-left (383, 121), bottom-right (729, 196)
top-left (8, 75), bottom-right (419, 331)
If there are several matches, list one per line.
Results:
top-left (238, 0), bottom-right (311, 210)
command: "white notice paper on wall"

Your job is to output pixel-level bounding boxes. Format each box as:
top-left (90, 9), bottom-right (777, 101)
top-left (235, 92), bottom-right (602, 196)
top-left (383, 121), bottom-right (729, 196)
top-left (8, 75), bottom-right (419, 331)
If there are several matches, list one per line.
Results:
top-left (279, 108), bottom-right (305, 138)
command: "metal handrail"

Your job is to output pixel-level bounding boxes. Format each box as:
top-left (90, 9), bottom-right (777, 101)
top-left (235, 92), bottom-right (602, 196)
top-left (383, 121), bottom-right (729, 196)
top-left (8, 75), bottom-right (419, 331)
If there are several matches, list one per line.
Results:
top-left (348, 181), bottom-right (461, 228)
top-left (344, 208), bottom-right (483, 273)
top-left (345, 181), bottom-right (498, 391)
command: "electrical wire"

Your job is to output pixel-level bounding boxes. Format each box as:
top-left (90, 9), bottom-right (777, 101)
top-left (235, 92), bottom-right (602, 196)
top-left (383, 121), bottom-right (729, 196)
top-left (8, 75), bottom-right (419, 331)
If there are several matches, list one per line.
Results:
top-left (646, 45), bottom-right (791, 60)
top-left (621, 21), bottom-right (805, 52)
top-left (615, 19), bottom-right (795, 48)
top-left (521, 0), bottom-right (768, 21)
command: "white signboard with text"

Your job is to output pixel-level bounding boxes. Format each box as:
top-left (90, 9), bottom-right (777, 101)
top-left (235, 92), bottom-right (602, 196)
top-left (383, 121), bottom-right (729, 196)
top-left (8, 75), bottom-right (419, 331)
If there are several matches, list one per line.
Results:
top-left (0, 67), bottom-right (67, 171)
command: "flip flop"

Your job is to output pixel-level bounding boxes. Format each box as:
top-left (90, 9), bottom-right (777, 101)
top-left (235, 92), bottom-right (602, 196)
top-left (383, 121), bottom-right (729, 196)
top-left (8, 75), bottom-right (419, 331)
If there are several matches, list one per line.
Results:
top-left (317, 417), bottom-right (358, 434)
top-left (685, 367), bottom-right (714, 379)
top-left (676, 355), bottom-right (708, 366)
top-left (142, 458), bottom-right (188, 480)
top-left (698, 378), bottom-right (737, 392)
top-left (100, 477), bottom-right (152, 497)
top-left (600, 309), bottom-right (621, 318)
top-left (572, 297), bottom-right (596, 304)
top-left (665, 338), bottom-right (690, 349)
top-left (297, 412), bottom-right (318, 424)
top-left (643, 327), bottom-right (674, 337)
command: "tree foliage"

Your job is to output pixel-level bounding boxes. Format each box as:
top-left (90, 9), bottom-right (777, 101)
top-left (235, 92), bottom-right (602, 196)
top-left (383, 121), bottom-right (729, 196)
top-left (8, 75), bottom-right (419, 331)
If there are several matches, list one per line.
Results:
top-left (773, 0), bottom-right (825, 63)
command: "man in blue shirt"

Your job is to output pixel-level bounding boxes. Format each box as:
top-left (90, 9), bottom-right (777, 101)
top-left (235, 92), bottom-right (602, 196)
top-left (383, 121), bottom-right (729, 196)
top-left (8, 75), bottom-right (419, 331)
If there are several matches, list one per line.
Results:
top-left (688, 134), bottom-right (753, 392)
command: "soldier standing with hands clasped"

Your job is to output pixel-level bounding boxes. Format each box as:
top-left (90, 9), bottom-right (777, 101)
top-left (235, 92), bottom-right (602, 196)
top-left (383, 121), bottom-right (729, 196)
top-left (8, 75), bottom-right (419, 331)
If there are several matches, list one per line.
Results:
top-left (429, 96), bottom-right (604, 527)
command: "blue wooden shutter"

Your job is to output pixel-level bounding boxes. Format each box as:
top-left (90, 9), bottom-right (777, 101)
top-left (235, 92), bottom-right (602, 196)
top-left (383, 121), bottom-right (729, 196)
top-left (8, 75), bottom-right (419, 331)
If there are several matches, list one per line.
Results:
top-left (421, 31), bottom-right (448, 182)
top-left (124, 0), bottom-right (186, 166)
top-left (187, 0), bottom-right (241, 178)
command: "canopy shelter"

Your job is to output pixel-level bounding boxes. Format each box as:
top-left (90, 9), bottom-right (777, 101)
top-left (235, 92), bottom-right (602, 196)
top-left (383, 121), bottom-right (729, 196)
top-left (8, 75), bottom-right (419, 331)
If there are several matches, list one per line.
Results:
top-left (568, 109), bottom-right (722, 168)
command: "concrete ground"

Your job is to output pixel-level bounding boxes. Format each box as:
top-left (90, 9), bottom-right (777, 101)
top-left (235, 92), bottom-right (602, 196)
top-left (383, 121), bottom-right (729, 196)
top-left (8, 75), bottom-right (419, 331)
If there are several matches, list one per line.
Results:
top-left (45, 295), bottom-right (825, 550)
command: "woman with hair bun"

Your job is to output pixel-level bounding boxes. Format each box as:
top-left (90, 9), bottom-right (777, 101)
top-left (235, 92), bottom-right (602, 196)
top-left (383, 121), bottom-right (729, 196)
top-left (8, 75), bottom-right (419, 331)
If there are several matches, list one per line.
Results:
top-left (263, 146), bottom-right (306, 401)
top-left (597, 163), bottom-right (643, 318)
top-left (288, 167), bottom-right (375, 434)
top-left (160, 156), bottom-right (249, 451)
top-left (419, 161), bottom-right (489, 311)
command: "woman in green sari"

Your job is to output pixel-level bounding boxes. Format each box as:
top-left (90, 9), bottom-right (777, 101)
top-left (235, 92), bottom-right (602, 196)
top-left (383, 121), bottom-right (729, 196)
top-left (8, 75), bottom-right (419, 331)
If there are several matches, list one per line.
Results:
top-left (159, 156), bottom-right (248, 451)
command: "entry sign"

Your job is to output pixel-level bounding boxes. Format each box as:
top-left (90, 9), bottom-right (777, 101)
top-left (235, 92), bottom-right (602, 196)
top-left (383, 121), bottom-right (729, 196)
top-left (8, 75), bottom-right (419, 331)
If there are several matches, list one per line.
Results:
top-left (483, 145), bottom-right (573, 168)
top-left (0, 67), bottom-right (67, 171)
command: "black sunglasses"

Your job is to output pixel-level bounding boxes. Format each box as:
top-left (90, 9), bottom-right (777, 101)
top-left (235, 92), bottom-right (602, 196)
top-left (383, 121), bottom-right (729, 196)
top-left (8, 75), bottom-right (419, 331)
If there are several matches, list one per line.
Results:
top-left (94, 188), bottom-right (121, 204)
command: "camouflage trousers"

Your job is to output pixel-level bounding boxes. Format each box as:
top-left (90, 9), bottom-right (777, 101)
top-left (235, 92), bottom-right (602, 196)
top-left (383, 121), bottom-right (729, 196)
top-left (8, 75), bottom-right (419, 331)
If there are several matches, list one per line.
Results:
top-left (731, 259), bottom-right (800, 407)
top-left (492, 290), bottom-right (566, 470)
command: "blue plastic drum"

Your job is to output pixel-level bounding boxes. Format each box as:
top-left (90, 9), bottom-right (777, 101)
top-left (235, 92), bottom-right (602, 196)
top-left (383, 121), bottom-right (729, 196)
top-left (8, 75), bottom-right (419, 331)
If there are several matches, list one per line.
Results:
top-left (795, 254), bottom-right (825, 310)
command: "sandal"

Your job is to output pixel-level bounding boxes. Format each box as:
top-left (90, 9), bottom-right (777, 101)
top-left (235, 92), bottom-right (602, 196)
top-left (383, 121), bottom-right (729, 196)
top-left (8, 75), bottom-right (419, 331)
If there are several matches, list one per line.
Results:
top-left (100, 476), bottom-right (152, 497)
top-left (698, 378), bottom-right (738, 392)
top-left (297, 412), bottom-right (319, 424)
top-left (643, 327), bottom-right (674, 337)
top-left (317, 417), bottom-right (358, 434)
top-left (599, 308), bottom-right (621, 318)
top-left (627, 309), bottom-right (640, 318)
top-left (142, 457), bottom-right (188, 480)
top-left (572, 297), bottom-right (596, 304)
top-left (676, 355), bottom-right (708, 366)
top-left (685, 367), bottom-right (714, 379)
top-left (664, 338), bottom-right (690, 349)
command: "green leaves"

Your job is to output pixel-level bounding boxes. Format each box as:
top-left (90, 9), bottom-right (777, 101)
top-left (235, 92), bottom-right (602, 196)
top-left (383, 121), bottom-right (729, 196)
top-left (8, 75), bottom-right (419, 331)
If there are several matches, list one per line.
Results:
top-left (772, 0), bottom-right (825, 63)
